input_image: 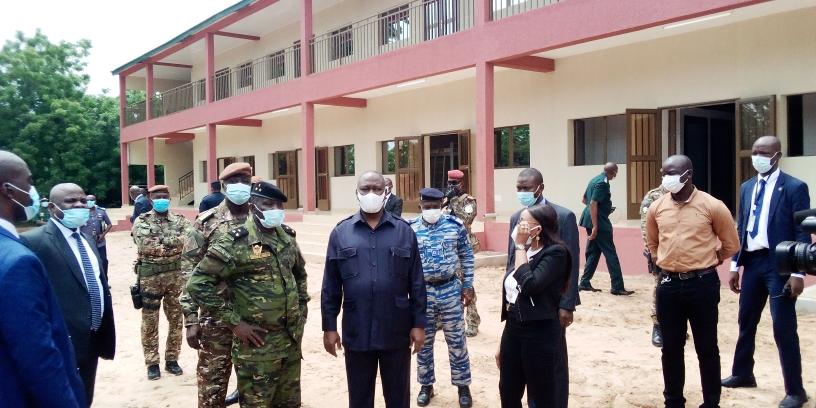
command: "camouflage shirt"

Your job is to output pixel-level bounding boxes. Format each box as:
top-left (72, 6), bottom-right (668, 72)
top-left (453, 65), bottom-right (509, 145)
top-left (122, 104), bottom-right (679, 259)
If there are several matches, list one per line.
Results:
top-left (132, 210), bottom-right (193, 265)
top-left (640, 186), bottom-right (667, 244)
top-left (187, 218), bottom-right (309, 361)
top-left (446, 193), bottom-right (480, 252)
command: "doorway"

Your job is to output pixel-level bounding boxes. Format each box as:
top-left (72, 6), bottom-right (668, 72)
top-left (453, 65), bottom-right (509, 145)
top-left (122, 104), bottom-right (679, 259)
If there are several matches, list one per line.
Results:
top-left (426, 130), bottom-right (472, 193)
top-left (272, 150), bottom-right (299, 209)
top-left (316, 147), bottom-right (330, 211)
top-left (395, 137), bottom-right (424, 210)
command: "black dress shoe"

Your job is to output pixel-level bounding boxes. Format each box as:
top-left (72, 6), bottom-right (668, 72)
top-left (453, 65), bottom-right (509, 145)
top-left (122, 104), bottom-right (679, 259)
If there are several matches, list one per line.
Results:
top-left (164, 361), bottom-right (183, 376)
top-left (417, 385), bottom-right (434, 407)
top-left (610, 289), bottom-right (635, 296)
top-left (225, 389), bottom-right (240, 406)
top-left (147, 364), bottom-right (161, 380)
top-left (779, 393), bottom-right (807, 408)
top-left (578, 284), bottom-right (601, 292)
top-left (721, 375), bottom-right (757, 388)
top-left (458, 386), bottom-right (473, 408)
top-left (651, 324), bottom-right (663, 348)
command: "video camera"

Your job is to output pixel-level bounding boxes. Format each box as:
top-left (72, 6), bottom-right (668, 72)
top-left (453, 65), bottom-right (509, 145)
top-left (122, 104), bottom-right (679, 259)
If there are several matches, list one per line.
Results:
top-left (776, 209), bottom-right (816, 276)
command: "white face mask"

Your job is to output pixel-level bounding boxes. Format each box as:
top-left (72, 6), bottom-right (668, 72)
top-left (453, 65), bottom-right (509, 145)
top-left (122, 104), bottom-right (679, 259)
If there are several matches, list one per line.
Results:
top-left (751, 153), bottom-right (778, 174)
top-left (510, 224), bottom-right (541, 247)
top-left (357, 191), bottom-right (385, 214)
top-left (421, 209), bottom-right (442, 224)
top-left (661, 170), bottom-right (690, 194)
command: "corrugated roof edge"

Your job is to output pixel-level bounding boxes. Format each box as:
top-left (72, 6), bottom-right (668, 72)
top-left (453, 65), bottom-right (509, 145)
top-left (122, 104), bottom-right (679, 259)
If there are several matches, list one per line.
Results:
top-left (111, 0), bottom-right (253, 75)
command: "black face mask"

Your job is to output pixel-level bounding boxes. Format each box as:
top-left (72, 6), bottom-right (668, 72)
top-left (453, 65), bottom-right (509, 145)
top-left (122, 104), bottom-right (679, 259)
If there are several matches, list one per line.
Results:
top-left (446, 185), bottom-right (461, 198)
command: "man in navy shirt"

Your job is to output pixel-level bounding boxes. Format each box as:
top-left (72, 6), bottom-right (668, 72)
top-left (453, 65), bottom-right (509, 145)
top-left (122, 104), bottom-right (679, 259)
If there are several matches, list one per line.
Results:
top-left (198, 181), bottom-right (225, 213)
top-left (322, 171), bottom-right (426, 408)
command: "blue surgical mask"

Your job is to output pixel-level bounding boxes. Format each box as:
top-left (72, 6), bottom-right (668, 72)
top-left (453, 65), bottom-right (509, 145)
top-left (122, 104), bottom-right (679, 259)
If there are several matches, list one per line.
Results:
top-left (152, 198), bottom-right (170, 213)
top-left (55, 206), bottom-right (90, 229)
top-left (225, 183), bottom-right (251, 205)
top-left (517, 185), bottom-right (542, 208)
top-left (87, 200), bottom-right (96, 208)
top-left (5, 183), bottom-right (40, 221)
top-left (254, 205), bottom-right (285, 228)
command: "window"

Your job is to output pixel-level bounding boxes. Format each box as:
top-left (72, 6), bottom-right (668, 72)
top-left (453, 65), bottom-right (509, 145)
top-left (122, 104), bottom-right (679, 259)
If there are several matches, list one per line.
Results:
top-left (334, 145), bottom-right (355, 176)
top-left (217, 157), bottom-right (236, 175)
top-left (381, 141), bottom-right (396, 174)
top-left (380, 5), bottom-right (410, 45)
top-left (242, 156), bottom-right (256, 173)
top-left (573, 115), bottom-right (626, 166)
top-left (787, 93), bottom-right (816, 157)
top-left (267, 50), bottom-right (286, 79)
top-left (200, 161), bottom-right (208, 182)
top-left (492, 0), bottom-right (525, 10)
top-left (425, 0), bottom-right (458, 40)
top-left (494, 125), bottom-right (530, 168)
top-left (330, 26), bottom-right (353, 61)
top-left (237, 62), bottom-right (253, 88)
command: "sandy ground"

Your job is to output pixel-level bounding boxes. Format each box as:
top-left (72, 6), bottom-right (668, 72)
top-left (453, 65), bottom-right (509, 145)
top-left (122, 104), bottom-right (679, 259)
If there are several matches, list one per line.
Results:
top-left (93, 231), bottom-right (816, 408)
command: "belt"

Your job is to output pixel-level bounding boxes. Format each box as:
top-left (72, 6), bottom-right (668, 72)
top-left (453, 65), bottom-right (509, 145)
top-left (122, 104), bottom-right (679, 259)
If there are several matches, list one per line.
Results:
top-left (662, 267), bottom-right (716, 280)
top-left (425, 275), bottom-right (456, 287)
top-left (744, 248), bottom-right (769, 257)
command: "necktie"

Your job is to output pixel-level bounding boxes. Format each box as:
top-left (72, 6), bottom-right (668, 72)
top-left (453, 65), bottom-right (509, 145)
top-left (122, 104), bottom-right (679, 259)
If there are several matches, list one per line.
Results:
top-left (749, 178), bottom-right (766, 239)
top-left (72, 232), bottom-right (102, 330)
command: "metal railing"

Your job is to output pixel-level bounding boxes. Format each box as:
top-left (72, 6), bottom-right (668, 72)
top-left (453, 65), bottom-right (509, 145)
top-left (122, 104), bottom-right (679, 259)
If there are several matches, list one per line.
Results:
top-left (311, 0), bottom-right (475, 74)
top-left (491, 0), bottom-right (560, 20)
top-left (125, 100), bottom-right (146, 126)
top-left (178, 170), bottom-right (194, 203)
top-left (213, 44), bottom-right (301, 101)
top-left (151, 79), bottom-right (206, 118)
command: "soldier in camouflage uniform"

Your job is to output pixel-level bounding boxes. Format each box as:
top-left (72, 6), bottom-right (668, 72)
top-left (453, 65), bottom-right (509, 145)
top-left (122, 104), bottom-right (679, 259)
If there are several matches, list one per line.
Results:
top-left (641, 185), bottom-right (667, 348)
top-left (132, 184), bottom-right (193, 380)
top-left (443, 169), bottom-right (480, 337)
top-left (187, 181), bottom-right (308, 408)
top-left (181, 163), bottom-right (252, 407)
top-left (412, 188), bottom-right (475, 408)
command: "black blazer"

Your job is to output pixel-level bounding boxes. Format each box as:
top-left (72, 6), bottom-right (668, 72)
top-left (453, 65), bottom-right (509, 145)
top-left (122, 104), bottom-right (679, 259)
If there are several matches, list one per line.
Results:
top-left (20, 222), bottom-right (116, 362)
top-left (131, 195), bottom-right (153, 223)
top-left (501, 244), bottom-right (570, 322)
top-left (384, 194), bottom-right (404, 218)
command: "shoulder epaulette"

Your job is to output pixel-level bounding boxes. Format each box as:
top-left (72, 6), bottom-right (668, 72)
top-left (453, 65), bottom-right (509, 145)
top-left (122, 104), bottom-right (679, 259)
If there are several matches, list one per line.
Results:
top-left (336, 214), bottom-right (354, 226)
top-left (98, 206), bottom-right (107, 211)
top-left (197, 207), bottom-right (217, 222)
top-left (447, 215), bottom-right (464, 226)
top-left (281, 224), bottom-right (296, 238)
top-left (229, 226), bottom-right (248, 240)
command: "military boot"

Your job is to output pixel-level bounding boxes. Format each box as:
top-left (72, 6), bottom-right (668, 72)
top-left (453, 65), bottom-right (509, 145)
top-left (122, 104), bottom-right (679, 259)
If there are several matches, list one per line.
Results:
top-left (147, 364), bottom-right (161, 380)
top-left (458, 386), bottom-right (473, 408)
top-left (165, 361), bottom-right (183, 376)
top-left (225, 389), bottom-right (240, 406)
top-left (651, 324), bottom-right (663, 348)
top-left (417, 385), bottom-right (434, 407)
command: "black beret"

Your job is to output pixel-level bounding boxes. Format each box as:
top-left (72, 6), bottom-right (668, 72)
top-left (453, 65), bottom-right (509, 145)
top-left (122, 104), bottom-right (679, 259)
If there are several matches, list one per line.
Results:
top-left (251, 180), bottom-right (288, 202)
top-left (419, 188), bottom-right (444, 201)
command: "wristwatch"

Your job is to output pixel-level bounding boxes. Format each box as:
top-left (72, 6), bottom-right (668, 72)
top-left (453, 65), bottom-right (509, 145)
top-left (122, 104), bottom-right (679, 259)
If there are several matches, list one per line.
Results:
top-left (515, 244), bottom-right (526, 250)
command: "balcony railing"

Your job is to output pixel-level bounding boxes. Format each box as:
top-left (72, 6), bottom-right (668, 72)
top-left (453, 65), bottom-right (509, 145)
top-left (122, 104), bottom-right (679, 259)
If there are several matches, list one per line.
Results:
top-left (311, 0), bottom-right (475, 74)
top-left (125, 100), bottom-right (146, 126)
top-left (152, 79), bottom-right (206, 118)
top-left (214, 45), bottom-right (302, 101)
top-left (491, 0), bottom-right (560, 20)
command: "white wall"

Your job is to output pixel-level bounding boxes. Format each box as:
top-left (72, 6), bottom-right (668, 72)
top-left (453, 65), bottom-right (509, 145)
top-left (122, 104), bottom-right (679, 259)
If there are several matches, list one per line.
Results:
top-left (128, 139), bottom-right (194, 200)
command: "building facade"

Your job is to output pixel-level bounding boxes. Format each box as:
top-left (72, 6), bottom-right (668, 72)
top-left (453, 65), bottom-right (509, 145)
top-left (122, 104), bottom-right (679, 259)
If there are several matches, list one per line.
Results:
top-left (115, 0), bottom-right (816, 250)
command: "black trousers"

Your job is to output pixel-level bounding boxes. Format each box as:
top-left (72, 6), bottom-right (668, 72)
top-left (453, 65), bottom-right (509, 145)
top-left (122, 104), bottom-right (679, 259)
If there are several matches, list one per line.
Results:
top-left (344, 348), bottom-right (410, 408)
top-left (656, 271), bottom-right (721, 408)
top-left (76, 354), bottom-right (98, 407)
top-left (731, 251), bottom-right (803, 396)
top-left (529, 326), bottom-right (569, 408)
top-left (499, 318), bottom-right (561, 408)
top-left (97, 245), bottom-right (108, 278)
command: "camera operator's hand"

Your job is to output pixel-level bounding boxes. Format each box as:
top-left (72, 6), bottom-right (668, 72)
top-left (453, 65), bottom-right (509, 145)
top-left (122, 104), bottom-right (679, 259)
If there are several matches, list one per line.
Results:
top-left (728, 270), bottom-right (741, 294)
top-left (786, 277), bottom-right (804, 298)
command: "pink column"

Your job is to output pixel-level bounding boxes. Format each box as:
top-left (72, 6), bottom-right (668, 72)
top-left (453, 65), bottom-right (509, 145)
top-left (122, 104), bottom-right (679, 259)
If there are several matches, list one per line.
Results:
top-left (146, 137), bottom-right (156, 188)
top-left (118, 74), bottom-right (127, 129)
top-left (301, 102), bottom-right (315, 211)
top-left (205, 33), bottom-right (215, 103)
top-left (300, 0), bottom-right (313, 76)
top-left (145, 63), bottom-right (154, 119)
top-left (120, 142), bottom-right (129, 205)
top-left (476, 0), bottom-right (491, 25)
top-left (475, 61), bottom-right (495, 218)
top-left (207, 124), bottom-right (218, 183)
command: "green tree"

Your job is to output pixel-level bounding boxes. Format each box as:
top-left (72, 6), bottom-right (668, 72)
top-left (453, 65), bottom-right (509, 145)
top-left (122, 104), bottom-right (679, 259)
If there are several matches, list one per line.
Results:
top-left (0, 31), bottom-right (122, 206)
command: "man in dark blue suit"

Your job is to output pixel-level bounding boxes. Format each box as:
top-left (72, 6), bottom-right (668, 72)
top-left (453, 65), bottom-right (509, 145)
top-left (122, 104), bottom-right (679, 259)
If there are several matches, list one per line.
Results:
top-left (0, 150), bottom-right (86, 407)
top-left (506, 168), bottom-right (580, 408)
top-left (130, 185), bottom-right (153, 223)
top-left (322, 171), bottom-right (426, 408)
top-left (722, 136), bottom-right (811, 408)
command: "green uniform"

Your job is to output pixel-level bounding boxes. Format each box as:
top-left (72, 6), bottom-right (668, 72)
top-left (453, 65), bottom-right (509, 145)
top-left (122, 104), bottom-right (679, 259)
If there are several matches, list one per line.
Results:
top-left (640, 186), bottom-right (667, 324)
top-left (181, 201), bottom-right (244, 408)
top-left (446, 193), bottom-right (480, 336)
top-left (133, 210), bottom-right (193, 366)
top-left (578, 173), bottom-right (625, 291)
top-left (187, 218), bottom-right (308, 408)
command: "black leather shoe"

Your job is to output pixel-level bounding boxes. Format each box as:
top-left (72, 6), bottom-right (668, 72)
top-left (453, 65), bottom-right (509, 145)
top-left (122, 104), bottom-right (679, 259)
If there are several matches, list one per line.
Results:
top-left (225, 389), bottom-right (240, 406)
top-left (611, 289), bottom-right (635, 296)
top-left (147, 364), bottom-right (161, 380)
top-left (651, 324), bottom-right (663, 348)
top-left (578, 284), bottom-right (601, 292)
top-left (164, 361), bottom-right (183, 376)
top-left (458, 386), bottom-right (473, 408)
top-left (417, 385), bottom-right (434, 407)
top-left (721, 375), bottom-right (757, 388)
top-left (779, 393), bottom-right (807, 408)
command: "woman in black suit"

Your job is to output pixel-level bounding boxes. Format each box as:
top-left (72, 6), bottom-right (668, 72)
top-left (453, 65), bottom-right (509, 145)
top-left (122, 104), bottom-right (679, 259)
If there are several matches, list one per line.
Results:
top-left (497, 203), bottom-right (571, 408)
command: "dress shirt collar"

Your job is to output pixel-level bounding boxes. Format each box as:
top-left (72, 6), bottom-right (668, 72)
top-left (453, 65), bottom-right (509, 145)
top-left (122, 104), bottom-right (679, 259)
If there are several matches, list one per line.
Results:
top-left (0, 218), bottom-right (19, 238)
top-left (351, 209), bottom-right (394, 229)
top-left (758, 167), bottom-right (780, 185)
top-left (671, 186), bottom-right (698, 204)
top-left (51, 217), bottom-right (79, 239)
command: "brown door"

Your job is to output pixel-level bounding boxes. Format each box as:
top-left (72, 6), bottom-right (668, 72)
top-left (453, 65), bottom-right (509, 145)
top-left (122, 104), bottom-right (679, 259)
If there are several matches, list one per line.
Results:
top-left (273, 151), bottom-right (299, 210)
top-left (396, 136), bottom-right (424, 210)
top-left (625, 109), bottom-right (662, 219)
top-left (735, 96), bottom-right (776, 211)
top-left (457, 130), bottom-right (472, 194)
top-left (316, 147), bottom-right (331, 211)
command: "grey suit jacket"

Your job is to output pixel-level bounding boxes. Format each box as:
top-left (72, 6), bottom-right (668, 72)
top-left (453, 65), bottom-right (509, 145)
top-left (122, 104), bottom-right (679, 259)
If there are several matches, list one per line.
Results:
top-left (506, 197), bottom-right (581, 311)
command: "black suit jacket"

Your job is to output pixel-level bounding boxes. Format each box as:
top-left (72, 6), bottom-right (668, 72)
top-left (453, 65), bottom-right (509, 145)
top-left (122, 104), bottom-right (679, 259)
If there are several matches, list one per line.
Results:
top-left (20, 222), bottom-right (116, 362)
top-left (384, 194), bottom-right (404, 218)
top-left (131, 195), bottom-right (153, 223)
top-left (507, 198), bottom-right (580, 311)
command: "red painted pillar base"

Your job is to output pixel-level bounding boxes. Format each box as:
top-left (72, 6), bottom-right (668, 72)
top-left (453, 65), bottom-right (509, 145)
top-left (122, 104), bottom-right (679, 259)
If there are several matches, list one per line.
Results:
top-left (146, 137), bottom-right (156, 188)
top-left (475, 61), bottom-right (496, 218)
top-left (301, 102), bottom-right (316, 211)
top-left (207, 124), bottom-right (217, 183)
top-left (120, 142), bottom-right (129, 205)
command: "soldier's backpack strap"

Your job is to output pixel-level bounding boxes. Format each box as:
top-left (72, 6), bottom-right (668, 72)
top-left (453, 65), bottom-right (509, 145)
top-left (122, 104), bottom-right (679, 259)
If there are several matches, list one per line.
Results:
top-left (281, 224), bottom-right (296, 238)
top-left (229, 226), bottom-right (248, 241)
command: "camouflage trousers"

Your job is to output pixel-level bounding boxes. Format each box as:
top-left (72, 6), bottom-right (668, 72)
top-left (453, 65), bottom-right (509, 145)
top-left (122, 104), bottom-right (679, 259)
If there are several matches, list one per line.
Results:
top-left (418, 280), bottom-right (471, 386)
top-left (455, 269), bottom-right (480, 333)
top-left (651, 272), bottom-right (660, 324)
top-left (235, 338), bottom-right (301, 408)
top-left (140, 270), bottom-right (184, 366)
top-left (197, 318), bottom-right (233, 408)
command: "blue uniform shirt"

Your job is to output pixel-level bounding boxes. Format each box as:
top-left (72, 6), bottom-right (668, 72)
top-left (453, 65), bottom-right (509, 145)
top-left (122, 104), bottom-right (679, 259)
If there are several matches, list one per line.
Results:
top-left (410, 215), bottom-right (474, 289)
top-left (198, 192), bottom-right (225, 213)
top-left (321, 210), bottom-right (426, 351)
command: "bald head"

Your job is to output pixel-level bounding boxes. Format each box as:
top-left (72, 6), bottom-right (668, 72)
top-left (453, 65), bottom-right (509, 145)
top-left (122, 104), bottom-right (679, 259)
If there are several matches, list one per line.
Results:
top-left (357, 171), bottom-right (386, 196)
top-left (518, 168), bottom-right (544, 185)
top-left (604, 162), bottom-right (619, 180)
top-left (0, 151), bottom-right (30, 186)
top-left (753, 136), bottom-right (781, 154)
top-left (0, 150), bottom-right (34, 222)
top-left (662, 155), bottom-right (693, 175)
top-left (49, 183), bottom-right (87, 217)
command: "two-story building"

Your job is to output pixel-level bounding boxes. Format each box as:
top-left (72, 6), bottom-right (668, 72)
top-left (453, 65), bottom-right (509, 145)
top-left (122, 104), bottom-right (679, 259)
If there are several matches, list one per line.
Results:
top-left (114, 0), bottom-right (816, 251)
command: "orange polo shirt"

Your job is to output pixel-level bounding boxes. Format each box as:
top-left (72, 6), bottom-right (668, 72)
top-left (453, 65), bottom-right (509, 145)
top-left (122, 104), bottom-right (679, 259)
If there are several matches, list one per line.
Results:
top-left (645, 187), bottom-right (740, 273)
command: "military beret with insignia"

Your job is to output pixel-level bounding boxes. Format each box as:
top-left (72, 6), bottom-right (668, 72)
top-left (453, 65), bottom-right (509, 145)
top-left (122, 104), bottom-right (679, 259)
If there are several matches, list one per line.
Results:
top-left (251, 180), bottom-right (288, 202)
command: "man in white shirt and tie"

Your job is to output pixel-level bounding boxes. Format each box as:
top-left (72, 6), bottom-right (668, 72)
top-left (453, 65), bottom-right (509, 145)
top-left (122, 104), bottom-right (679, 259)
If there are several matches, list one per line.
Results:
top-left (723, 136), bottom-right (811, 408)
